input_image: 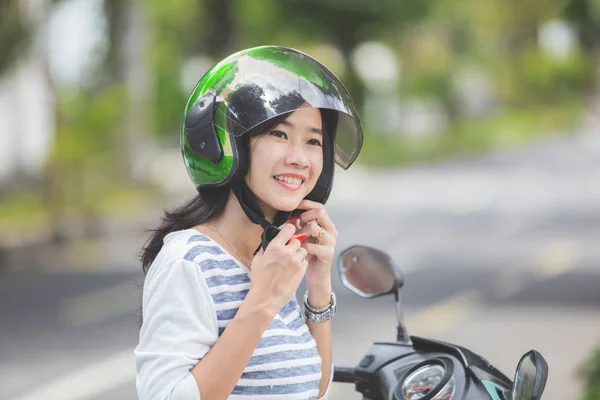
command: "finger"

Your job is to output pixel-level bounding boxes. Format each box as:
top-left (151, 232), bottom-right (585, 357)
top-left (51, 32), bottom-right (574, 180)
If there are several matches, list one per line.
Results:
top-left (289, 223), bottom-right (315, 240)
top-left (290, 223), bottom-right (331, 247)
top-left (286, 235), bottom-right (302, 252)
top-left (303, 221), bottom-right (324, 243)
top-left (295, 258), bottom-right (309, 276)
top-left (270, 224), bottom-right (297, 247)
top-left (289, 233), bottom-right (309, 243)
top-left (302, 242), bottom-right (334, 263)
top-left (303, 220), bottom-right (336, 245)
top-left (301, 258), bottom-right (309, 271)
top-left (293, 247), bottom-right (308, 262)
top-left (286, 216), bottom-right (301, 231)
top-left (298, 207), bottom-right (335, 233)
top-left (297, 199), bottom-right (325, 211)
top-left (297, 209), bottom-right (321, 226)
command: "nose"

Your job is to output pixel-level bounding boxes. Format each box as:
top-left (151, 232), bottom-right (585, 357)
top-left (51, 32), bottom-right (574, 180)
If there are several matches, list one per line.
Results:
top-left (284, 142), bottom-right (310, 169)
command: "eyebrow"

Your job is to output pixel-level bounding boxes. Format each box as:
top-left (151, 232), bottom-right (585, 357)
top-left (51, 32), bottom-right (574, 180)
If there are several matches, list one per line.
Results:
top-left (280, 119), bottom-right (323, 135)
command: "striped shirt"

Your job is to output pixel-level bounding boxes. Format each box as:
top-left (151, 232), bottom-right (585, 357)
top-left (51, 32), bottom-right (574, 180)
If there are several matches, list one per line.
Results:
top-left (135, 229), bottom-right (331, 400)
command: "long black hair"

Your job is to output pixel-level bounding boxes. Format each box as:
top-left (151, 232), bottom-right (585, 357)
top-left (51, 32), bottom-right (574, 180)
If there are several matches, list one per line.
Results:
top-left (139, 186), bottom-right (228, 274)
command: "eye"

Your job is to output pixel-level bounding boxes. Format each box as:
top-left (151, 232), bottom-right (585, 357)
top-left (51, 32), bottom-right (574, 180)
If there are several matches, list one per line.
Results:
top-left (269, 130), bottom-right (288, 139)
top-left (308, 138), bottom-right (322, 147)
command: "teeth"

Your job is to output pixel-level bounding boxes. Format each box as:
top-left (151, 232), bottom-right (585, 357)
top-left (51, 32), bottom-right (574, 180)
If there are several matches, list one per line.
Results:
top-left (275, 176), bottom-right (303, 185)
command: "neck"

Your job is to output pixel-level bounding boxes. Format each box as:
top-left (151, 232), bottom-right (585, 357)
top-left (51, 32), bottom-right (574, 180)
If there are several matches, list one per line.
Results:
top-left (209, 191), bottom-right (275, 262)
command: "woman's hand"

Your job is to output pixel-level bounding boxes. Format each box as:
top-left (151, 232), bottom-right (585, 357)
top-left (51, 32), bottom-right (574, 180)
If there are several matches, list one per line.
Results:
top-left (248, 224), bottom-right (309, 314)
top-left (293, 200), bottom-right (337, 305)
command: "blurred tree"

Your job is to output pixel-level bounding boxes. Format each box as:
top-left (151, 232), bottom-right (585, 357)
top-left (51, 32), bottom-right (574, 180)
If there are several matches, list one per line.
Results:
top-left (0, 0), bottom-right (142, 239)
top-left (0, 0), bottom-right (65, 239)
top-left (565, 0), bottom-right (600, 61)
top-left (202, 0), bottom-right (236, 57)
top-left (3, 0), bottom-right (599, 243)
top-left (396, 0), bottom-right (589, 128)
top-left (0, 0), bottom-right (30, 76)
top-left (104, 0), bottom-right (129, 83)
top-left (45, 0), bottom-right (133, 238)
top-left (140, 0), bottom-right (433, 136)
top-left (564, 0), bottom-right (600, 103)
top-left (142, 0), bottom-right (198, 136)
top-left (271, 0), bottom-right (431, 109)
top-left (104, 0), bottom-right (153, 183)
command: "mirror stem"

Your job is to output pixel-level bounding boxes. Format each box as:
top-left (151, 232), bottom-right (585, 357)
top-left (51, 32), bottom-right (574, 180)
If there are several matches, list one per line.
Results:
top-left (394, 289), bottom-right (411, 344)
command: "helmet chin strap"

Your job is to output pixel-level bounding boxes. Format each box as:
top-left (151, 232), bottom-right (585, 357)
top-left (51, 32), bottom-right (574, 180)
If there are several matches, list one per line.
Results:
top-left (230, 180), bottom-right (293, 255)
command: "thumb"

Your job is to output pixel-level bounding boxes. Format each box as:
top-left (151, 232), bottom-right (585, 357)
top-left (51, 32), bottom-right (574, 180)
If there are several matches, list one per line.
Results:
top-left (271, 223), bottom-right (297, 246)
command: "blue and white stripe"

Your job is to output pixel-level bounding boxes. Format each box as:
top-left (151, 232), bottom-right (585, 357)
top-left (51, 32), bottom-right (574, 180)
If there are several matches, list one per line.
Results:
top-left (183, 235), bottom-right (322, 399)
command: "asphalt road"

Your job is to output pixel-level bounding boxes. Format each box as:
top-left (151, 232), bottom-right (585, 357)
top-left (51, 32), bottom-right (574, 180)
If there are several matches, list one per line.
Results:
top-left (2, 131), bottom-right (600, 400)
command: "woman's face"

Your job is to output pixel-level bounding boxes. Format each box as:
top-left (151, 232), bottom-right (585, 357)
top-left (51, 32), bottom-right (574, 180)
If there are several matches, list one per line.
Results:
top-left (246, 108), bottom-right (324, 219)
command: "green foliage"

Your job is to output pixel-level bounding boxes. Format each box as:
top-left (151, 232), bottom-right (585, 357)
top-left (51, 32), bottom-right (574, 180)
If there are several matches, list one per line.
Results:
top-left (45, 85), bottom-right (128, 220)
top-left (233, 0), bottom-right (304, 47)
top-left (142, 0), bottom-right (199, 136)
top-left (2, 0), bottom-right (600, 238)
top-left (357, 102), bottom-right (582, 167)
top-left (0, 192), bottom-right (47, 239)
top-left (593, 0), bottom-right (600, 18)
top-left (579, 346), bottom-right (600, 400)
top-left (518, 48), bottom-right (593, 102)
top-left (52, 85), bottom-right (127, 163)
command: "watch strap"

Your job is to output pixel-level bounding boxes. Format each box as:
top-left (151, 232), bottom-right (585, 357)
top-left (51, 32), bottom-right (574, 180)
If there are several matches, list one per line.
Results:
top-left (303, 291), bottom-right (336, 323)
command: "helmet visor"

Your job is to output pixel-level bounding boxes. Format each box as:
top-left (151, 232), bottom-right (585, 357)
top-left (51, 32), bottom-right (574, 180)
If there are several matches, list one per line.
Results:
top-left (199, 47), bottom-right (363, 169)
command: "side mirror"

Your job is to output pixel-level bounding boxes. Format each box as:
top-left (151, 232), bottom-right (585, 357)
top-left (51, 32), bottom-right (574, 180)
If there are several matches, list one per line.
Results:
top-left (512, 350), bottom-right (548, 400)
top-left (337, 245), bottom-right (404, 298)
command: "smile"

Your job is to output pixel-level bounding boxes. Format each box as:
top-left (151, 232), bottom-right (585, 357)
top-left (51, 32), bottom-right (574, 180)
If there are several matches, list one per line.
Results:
top-left (273, 175), bottom-right (305, 191)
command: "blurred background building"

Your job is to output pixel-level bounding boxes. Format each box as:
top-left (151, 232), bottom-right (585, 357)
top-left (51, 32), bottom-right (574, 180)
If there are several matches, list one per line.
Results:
top-left (1, 0), bottom-right (600, 399)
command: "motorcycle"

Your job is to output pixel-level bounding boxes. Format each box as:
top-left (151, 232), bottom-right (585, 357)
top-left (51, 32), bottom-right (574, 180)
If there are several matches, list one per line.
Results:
top-left (331, 244), bottom-right (548, 400)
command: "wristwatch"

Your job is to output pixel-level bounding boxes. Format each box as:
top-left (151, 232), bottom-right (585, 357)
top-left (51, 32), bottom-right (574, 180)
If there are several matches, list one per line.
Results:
top-left (303, 291), bottom-right (336, 323)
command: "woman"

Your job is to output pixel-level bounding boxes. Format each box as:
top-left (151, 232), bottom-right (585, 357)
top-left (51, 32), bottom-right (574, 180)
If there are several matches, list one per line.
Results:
top-left (136, 46), bottom-right (364, 400)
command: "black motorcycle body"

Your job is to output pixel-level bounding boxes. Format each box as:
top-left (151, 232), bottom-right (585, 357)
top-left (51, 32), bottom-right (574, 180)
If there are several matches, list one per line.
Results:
top-left (332, 245), bottom-right (548, 400)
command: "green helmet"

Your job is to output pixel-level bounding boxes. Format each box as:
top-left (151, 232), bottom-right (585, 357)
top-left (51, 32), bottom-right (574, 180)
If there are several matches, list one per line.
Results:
top-left (181, 45), bottom-right (363, 205)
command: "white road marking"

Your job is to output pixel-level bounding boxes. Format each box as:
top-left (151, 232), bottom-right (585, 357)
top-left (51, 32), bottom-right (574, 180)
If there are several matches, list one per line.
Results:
top-left (61, 280), bottom-right (141, 327)
top-left (406, 290), bottom-right (483, 337)
top-left (493, 240), bottom-right (579, 300)
top-left (8, 349), bottom-right (136, 400)
top-left (536, 240), bottom-right (578, 279)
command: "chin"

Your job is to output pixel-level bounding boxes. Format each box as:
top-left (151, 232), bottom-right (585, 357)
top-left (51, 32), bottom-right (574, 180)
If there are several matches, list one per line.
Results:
top-left (271, 200), bottom-right (302, 212)
top-left (266, 194), bottom-right (305, 212)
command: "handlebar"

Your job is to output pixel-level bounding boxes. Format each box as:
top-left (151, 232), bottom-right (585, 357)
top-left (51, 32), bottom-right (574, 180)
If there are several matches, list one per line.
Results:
top-left (333, 365), bottom-right (356, 383)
